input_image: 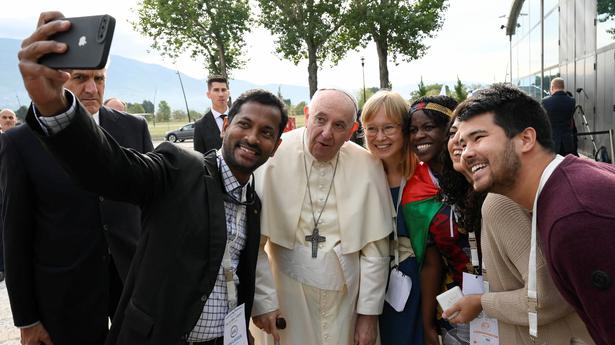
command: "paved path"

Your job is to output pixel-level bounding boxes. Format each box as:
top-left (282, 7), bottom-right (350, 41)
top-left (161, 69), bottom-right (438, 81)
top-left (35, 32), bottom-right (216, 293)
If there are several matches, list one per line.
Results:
top-left (0, 280), bottom-right (19, 345)
top-left (0, 140), bottom-right (194, 345)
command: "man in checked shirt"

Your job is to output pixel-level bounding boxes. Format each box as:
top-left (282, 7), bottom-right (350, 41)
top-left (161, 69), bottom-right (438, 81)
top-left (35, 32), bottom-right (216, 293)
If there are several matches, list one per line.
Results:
top-left (16, 11), bottom-right (288, 345)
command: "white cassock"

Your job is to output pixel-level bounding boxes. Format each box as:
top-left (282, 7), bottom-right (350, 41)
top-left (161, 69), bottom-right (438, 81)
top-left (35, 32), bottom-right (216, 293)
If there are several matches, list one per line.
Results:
top-left (251, 128), bottom-right (393, 345)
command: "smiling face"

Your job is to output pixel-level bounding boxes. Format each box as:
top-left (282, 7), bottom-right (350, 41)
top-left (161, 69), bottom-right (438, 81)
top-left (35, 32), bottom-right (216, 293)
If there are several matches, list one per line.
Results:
top-left (221, 101), bottom-right (282, 183)
top-left (409, 110), bottom-right (447, 168)
top-left (305, 90), bottom-right (356, 162)
top-left (364, 107), bottom-right (403, 165)
top-left (458, 112), bottom-right (521, 193)
top-left (447, 117), bottom-right (463, 172)
top-left (64, 69), bottom-right (106, 115)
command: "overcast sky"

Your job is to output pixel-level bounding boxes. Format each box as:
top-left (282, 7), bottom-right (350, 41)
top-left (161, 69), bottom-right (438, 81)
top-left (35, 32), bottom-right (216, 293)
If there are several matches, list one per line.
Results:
top-left (1, 0), bottom-right (512, 89)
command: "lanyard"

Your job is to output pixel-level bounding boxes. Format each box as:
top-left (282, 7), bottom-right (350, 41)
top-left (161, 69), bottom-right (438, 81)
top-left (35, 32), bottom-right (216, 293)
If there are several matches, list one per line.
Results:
top-left (222, 185), bottom-right (247, 310)
top-left (528, 155), bottom-right (564, 338)
top-left (392, 178), bottom-right (407, 267)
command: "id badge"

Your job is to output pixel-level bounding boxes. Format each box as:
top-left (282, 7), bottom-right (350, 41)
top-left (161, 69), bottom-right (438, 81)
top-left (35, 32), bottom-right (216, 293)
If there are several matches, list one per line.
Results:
top-left (470, 313), bottom-right (499, 345)
top-left (462, 272), bottom-right (484, 295)
top-left (385, 267), bottom-right (412, 312)
top-left (224, 303), bottom-right (248, 345)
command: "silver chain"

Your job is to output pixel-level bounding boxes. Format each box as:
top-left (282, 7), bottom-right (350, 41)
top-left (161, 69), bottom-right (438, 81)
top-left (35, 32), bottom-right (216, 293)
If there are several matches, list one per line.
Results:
top-left (301, 130), bottom-right (340, 230)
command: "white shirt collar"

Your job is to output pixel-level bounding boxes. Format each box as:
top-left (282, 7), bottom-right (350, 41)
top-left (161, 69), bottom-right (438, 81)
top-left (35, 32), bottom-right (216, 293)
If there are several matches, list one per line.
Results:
top-left (92, 111), bottom-right (100, 125)
top-left (211, 107), bottom-right (229, 120)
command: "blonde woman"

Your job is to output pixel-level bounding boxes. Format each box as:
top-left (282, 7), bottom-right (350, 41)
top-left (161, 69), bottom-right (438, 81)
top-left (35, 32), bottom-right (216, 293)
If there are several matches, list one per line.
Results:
top-left (362, 90), bottom-right (422, 344)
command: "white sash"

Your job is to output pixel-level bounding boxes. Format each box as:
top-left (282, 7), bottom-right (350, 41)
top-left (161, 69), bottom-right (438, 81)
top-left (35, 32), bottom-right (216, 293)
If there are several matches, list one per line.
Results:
top-left (528, 154), bottom-right (564, 337)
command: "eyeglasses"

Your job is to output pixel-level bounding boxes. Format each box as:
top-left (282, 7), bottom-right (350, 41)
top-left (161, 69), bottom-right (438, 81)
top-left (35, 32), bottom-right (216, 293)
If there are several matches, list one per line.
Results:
top-left (365, 124), bottom-right (400, 137)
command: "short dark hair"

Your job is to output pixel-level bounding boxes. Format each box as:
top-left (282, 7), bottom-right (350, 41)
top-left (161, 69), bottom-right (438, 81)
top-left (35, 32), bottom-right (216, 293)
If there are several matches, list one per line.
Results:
top-left (228, 89), bottom-right (289, 139)
top-left (207, 75), bottom-right (229, 89)
top-left (407, 95), bottom-right (458, 135)
top-left (455, 84), bottom-right (554, 152)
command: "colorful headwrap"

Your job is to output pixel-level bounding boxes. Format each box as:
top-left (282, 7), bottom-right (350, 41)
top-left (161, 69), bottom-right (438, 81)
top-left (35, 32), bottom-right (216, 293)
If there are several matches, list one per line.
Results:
top-left (410, 102), bottom-right (453, 118)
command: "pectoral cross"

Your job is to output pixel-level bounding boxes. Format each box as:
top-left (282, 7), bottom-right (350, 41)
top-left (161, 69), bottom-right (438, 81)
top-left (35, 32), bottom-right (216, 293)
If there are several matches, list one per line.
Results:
top-left (305, 227), bottom-right (326, 258)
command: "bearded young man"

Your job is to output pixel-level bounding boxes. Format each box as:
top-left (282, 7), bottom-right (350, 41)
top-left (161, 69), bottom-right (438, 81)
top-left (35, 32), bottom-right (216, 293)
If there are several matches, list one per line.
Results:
top-left (451, 84), bottom-right (615, 345)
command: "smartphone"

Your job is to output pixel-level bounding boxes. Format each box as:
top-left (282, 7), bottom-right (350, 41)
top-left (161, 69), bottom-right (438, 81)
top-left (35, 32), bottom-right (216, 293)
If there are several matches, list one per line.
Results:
top-left (39, 15), bottom-right (115, 70)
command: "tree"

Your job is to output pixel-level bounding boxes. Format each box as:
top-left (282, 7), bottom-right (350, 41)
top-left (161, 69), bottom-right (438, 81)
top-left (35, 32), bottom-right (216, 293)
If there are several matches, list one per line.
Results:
top-left (257, 0), bottom-right (355, 97)
top-left (452, 76), bottom-right (468, 102)
top-left (14, 105), bottom-right (28, 121)
top-left (346, 0), bottom-right (448, 88)
top-left (357, 87), bottom-right (379, 109)
top-left (133, 0), bottom-right (251, 77)
top-left (409, 78), bottom-right (443, 102)
top-left (142, 100), bottom-right (155, 114)
top-left (172, 109), bottom-right (188, 121)
top-left (598, 0), bottom-right (615, 39)
top-left (156, 101), bottom-right (171, 122)
top-left (189, 110), bottom-right (203, 121)
top-left (410, 77), bottom-right (428, 101)
top-left (126, 103), bottom-right (145, 114)
top-left (293, 101), bottom-right (307, 117)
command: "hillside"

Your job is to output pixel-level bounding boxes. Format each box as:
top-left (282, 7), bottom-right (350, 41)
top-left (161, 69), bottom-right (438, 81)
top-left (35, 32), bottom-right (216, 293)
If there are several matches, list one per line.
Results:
top-left (0, 37), bottom-right (310, 112)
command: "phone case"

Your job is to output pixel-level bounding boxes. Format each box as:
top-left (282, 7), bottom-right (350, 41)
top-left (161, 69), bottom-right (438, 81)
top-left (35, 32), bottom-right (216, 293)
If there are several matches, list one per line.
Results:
top-left (39, 15), bottom-right (115, 70)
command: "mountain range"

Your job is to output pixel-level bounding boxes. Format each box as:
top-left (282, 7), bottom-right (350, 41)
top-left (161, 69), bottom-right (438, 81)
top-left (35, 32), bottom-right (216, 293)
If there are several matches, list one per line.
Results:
top-left (1, 37), bottom-right (468, 114)
top-left (0, 37), bottom-right (311, 113)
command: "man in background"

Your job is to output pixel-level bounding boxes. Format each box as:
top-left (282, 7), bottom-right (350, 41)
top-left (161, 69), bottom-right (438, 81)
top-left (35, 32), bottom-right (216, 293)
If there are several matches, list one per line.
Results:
top-left (104, 97), bottom-right (127, 112)
top-left (0, 109), bottom-right (17, 133)
top-left (194, 75), bottom-right (230, 153)
top-left (542, 77), bottom-right (577, 156)
top-left (2, 64), bottom-right (153, 345)
top-left (0, 108), bottom-right (17, 283)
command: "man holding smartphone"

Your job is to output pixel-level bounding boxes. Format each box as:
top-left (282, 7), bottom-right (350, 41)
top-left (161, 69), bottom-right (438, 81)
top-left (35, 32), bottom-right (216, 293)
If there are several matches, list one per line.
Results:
top-left (2, 26), bottom-right (153, 345)
top-left (13, 11), bottom-right (289, 345)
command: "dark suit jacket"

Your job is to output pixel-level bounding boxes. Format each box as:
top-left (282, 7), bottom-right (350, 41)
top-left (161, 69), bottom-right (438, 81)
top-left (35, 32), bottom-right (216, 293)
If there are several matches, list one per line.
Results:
top-left (1, 106), bottom-right (153, 344)
top-left (542, 91), bottom-right (576, 155)
top-left (193, 110), bottom-right (222, 154)
top-left (26, 101), bottom-right (261, 345)
top-left (542, 90), bottom-right (576, 128)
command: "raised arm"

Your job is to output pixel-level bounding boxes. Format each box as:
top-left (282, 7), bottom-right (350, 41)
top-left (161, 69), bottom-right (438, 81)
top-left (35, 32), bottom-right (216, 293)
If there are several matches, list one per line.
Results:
top-left (19, 11), bottom-right (179, 205)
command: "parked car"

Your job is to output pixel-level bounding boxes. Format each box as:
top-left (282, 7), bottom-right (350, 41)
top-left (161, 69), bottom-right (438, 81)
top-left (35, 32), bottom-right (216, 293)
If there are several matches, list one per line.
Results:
top-left (165, 122), bottom-right (195, 142)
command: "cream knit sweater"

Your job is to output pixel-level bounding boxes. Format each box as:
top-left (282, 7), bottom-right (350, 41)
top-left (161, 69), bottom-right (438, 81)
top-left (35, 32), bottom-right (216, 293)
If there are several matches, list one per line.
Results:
top-left (480, 193), bottom-right (594, 345)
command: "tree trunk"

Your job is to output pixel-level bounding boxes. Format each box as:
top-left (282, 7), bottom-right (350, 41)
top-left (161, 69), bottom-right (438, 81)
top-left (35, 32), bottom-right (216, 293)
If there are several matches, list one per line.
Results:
top-left (375, 39), bottom-right (390, 89)
top-left (217, 38), bottom-right (227, 78)
top-left (307, 43), bottom-right (318, 98)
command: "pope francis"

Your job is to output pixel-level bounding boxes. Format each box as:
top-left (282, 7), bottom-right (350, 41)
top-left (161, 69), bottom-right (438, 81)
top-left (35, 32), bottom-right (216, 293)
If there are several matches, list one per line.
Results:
top-left (251, 89), bottom-right (393, 345)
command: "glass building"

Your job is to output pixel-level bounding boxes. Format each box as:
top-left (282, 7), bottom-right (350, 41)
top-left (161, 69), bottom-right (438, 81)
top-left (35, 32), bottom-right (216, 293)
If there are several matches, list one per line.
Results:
top-left (506, 0), bottom-right (615, 156)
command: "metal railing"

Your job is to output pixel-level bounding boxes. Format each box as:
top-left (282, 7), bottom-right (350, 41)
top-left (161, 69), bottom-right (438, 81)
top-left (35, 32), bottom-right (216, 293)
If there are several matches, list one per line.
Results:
top-left (576, 129), bottom-right (615, 165)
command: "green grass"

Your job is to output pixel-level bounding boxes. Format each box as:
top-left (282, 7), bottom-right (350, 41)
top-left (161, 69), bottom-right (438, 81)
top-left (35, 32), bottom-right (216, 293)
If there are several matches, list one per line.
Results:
top-left (147, 115), bottom-right (305, 140)
top-left (292, 115), bottom-right (305, 128)
top-left (147, 121), bottom-right (187, 140)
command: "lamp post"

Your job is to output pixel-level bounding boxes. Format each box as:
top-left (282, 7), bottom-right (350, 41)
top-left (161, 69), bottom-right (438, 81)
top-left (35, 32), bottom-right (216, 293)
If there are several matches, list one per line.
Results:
top-left (361, 57), bottom-right (366, 105)
top-left (509, 33), bottom-right (513, 84)
top-left (176, 70), bottom-right (192, 122)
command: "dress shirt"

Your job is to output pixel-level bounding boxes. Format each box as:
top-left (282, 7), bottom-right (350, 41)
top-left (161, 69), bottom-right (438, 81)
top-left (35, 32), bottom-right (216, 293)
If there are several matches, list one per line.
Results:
top-left (211, 107), bottom-right (228, 132)
top-left (186, 151), bottom-right (248, 341)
